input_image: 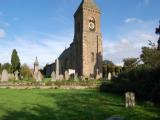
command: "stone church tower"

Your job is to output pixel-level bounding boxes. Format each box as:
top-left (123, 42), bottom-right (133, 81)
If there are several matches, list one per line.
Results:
top-left (52, 0), bottom-right (103, 78)
top-left (73, 0), bottom-right (103, 77)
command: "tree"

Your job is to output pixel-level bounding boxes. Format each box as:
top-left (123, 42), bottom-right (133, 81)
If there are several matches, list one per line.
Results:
top-left (11, 49), bottom-right (21, 73)
top-left (2, 63), bottom-right (12, 73)
top-left (123, 57), bottom-right (139, 70)
top-left (140, 47), bottom-right (160, 67)
top-left (20, 64), bottom-right (33, 80)
top-left (103, 60), bottom-right (115, 77)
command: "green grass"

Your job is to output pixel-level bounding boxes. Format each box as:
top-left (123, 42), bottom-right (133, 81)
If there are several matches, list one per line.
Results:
top-left (0, 89), bottom-right (159, 120)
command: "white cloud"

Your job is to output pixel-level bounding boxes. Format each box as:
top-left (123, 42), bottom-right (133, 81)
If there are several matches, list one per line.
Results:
top-left (0, 31), bottom-right (73, 68)
top-left (125, 18), bottom-right (143, 24)
top-left (104, 20), bottom-right (158, 65)
top-left (0, 28), bottom-right (6, 38)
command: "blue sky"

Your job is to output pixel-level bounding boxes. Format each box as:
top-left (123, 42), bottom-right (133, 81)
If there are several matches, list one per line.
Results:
top-left (0, 0), bottom-right (159, 67)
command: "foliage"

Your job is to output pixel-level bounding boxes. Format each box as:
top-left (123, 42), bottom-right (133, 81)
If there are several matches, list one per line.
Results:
top-left (0, 89), bottom-right (159, 120)
top-left (1, 63), bottom-right (12, 73)
top-left (11, 49), bottom-right (21, 73)
top-left (123, 57), bottom-right (139, 71)
top-left (20, 64), bottom-right (33, 80)
top-left (140, 47), bottom-right (160, 67)
top-left (100, 65), bottom-right (160, 104)
top-left (103, 60), bottom-right (115, 78)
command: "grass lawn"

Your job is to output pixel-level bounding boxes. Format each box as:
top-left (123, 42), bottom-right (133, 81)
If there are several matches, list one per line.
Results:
top-left (0, 89), bottom-right (159, 120)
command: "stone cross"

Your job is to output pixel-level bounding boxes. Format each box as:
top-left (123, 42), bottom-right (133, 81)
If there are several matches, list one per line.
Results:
top-left (51, 71), bottom-right (56, 81)
top-left (125, 92), bottom-right (135, 108)
top-left (1, 69), bottom-right (9, 82)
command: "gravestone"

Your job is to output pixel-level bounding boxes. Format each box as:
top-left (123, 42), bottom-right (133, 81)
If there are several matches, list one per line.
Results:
top-left (74, 73), bottom-right (78, 81)
top-left (59, 74), bottom-right (64, 80)
top-left (65, 71), bottom-right (69, 80)
top-left (1, 69), bottom-right (9, 82)
top-left (9, 74), bottom-right (15, 80)
top-left (51, 71), bottom-right (56, 81)
top-left (0, 74), bottom-right (1, 81)
top-left (125, 92), bottom-right (135, 108)
top-left (56, 59), bottom-right (59, 80)
top-left (108, 72), bottom-right (112, 80)
top-left (14, 70), bottom-right (19, 80)
top-left (37, 71), bottom-right (43, 81)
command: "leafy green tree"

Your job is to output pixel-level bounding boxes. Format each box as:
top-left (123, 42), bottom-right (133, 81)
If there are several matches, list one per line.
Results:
top-left (103, 60), bottom-right (115, 77)
top-left (123, 57), bottom-right (139, 70)
top-left (11, 49), bottom-right (21, 73)
top-left (2, 63), bottom-right (12, 72)
top-left (20, 64), bottom-right (33, 80)
top-left (140, 47), bottom-right (160, 67)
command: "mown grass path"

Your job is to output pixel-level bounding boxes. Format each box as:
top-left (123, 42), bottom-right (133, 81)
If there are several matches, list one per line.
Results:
top-left (0, 89), bottom-right (159, 120)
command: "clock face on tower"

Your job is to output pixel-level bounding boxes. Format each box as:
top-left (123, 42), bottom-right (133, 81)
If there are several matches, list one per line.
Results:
top-left (89, 17), bottom-right (95, 31)
top-left (89, 22), bottom-right (95, 30)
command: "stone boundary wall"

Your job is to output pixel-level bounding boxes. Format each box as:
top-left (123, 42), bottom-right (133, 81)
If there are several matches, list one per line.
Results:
top-left (0, 83), bottom-right (99, 89)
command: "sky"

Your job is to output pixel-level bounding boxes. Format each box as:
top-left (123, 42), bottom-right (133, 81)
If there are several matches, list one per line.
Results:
top-left (0, 0), bottom-right (159, 68)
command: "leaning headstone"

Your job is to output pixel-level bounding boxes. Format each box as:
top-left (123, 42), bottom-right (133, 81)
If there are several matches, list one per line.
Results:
top-left (1, 69), bottom-right (9, 82)
top-left (59, 74), bottom-right (64, 80)
top-left (125, 92), bottom-right (135, 108)
top-left (51, 71), bottom-right (56, 81)
top-left (108, 72), bottom-right (112, 80)
top-left (64, 71), bottom-right (69, 80)
top-left (14, 70), bottom-right (19, 80)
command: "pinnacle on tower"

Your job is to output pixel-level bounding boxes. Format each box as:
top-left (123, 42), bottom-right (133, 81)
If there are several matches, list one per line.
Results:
top-left (34, 57), bottom-right (39, 66)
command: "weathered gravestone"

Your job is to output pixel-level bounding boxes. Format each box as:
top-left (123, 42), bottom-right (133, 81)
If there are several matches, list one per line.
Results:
top-left (65, 71), bottom-right (69, 80)
top-left (0, 74), bottom-right (1, 81)
top-left (36, 71), bottom-right (43, 81)
top-left (59, 74), bottom-right (64, 80)
top-left (108, 72), bottom-right (112, 80)
top-left (9, 74), bottom-right (15, 80)
top-left (74, 73), bottom-right (78, 81)
top-left (55, 59), bottom-right (59, 80)
top-left (125, 92), bottom-right (135, 108)
top-left (1, 69), bottom-right (9, 82)
top-left (51, 71), bottom-right (56, 81)
top-left (14, 70), bottom-right (19, 80)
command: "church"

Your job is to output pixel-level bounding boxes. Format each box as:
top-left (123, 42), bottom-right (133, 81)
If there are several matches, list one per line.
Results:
top-left (45, 0), bottom-right (103, 78)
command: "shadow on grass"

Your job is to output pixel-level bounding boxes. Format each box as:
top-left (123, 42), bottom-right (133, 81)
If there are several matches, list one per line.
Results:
top-left (1, 89), bottom-right (159, 120)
